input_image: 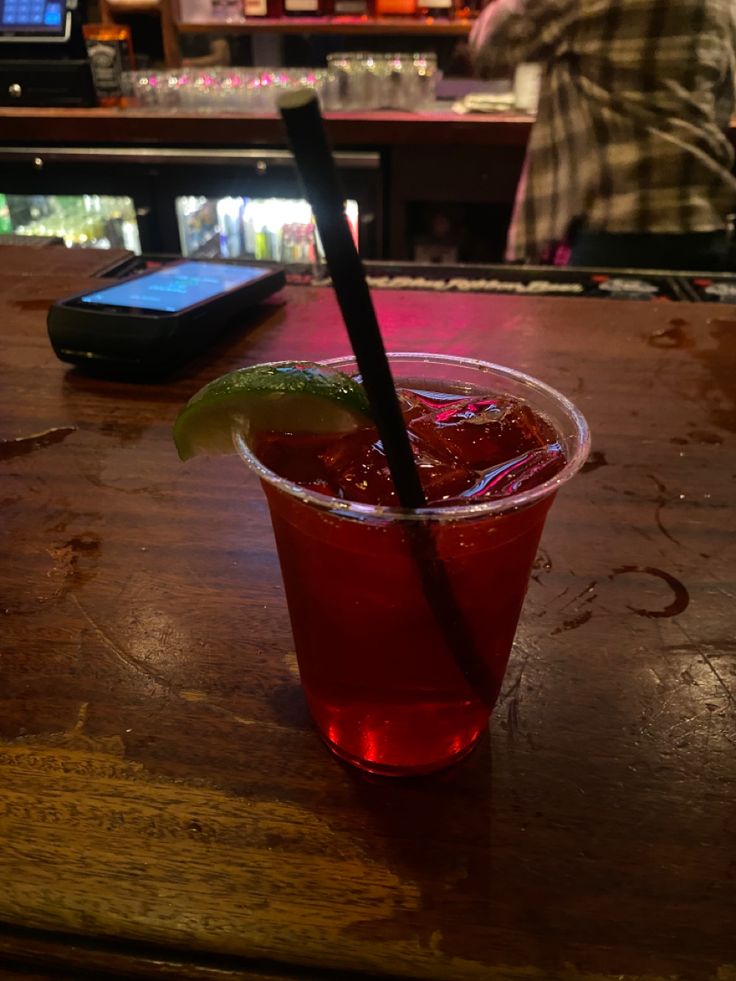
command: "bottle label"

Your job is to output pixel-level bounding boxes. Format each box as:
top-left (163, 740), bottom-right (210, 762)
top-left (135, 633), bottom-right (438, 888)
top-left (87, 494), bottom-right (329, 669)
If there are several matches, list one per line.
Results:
top-left (85, 40), bottom-right (123, 99)
top-left (244, 0), bottom-right (267, 12)
top-left (334, 0), bottom-right (366, 10)
top-left (284, 0), bottom-right (319, 10)
top-left (421, 0), bottom-right (451, 8)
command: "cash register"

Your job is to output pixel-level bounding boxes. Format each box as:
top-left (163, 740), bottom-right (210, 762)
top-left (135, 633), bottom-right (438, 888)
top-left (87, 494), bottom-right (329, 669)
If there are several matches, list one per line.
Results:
top-left (0, 0), bottom-right (95, 106)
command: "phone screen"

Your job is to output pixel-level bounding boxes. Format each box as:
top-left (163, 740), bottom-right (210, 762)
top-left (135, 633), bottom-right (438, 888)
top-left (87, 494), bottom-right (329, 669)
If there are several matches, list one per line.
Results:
top-left (0, 0), bottom-right (66, 33)
top-left (80, 262), bottom-right (267, 313)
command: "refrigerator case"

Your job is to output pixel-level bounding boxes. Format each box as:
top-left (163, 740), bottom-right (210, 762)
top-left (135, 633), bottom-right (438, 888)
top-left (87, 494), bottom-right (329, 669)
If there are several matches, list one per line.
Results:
top-left (0, 147), bottom-right (381, 262)
top-left (1, 192), bottom-right (141, 251)
top-left (155, 149), bottom-right (381, 262)
top-left (176, 194), bottom-right (360, 263)
top-left (0, 149), bottom-right (156, 252)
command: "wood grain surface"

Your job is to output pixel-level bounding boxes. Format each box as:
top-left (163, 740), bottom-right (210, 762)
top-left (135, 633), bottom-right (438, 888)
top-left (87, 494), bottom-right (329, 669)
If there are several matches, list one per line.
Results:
top-left (0, 244), bottom-right (132, 278)
top-left (0, 108), bottom-right (531, 149)
top-left (176, 15), bottom-right (473, 33)
top-left (1, 246), bottom-right (735, 981)
top-left (1, 108), bottom-right (735, 151)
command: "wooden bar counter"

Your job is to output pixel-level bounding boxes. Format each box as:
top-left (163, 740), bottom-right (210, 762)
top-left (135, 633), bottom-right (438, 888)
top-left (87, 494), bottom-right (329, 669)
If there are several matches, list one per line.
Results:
top-left (2, 108), bottom-right (733, 262)
top-left (0, 108), bottom-right (534, 260)
top-left (1, 245), bottom-right (735, 981)
top-left (0, 107), bottom-right (734, 149)
top-left (0, 107), bottom-right (533, 149)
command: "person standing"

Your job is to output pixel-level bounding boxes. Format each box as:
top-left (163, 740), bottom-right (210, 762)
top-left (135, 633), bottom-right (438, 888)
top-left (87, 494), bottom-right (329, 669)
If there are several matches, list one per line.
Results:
top-left (469, 0), bottom-right (736, 270)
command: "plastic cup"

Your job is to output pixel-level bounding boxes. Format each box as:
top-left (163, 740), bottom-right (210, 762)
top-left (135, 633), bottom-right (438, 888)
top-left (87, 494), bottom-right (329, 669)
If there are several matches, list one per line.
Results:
top-left (234, 353), bottom-right (590, 776)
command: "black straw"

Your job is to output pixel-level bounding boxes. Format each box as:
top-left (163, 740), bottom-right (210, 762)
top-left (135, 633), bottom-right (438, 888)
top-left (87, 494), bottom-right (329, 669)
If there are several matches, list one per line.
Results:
top-left (277, 88), bottom-right (495, 707)
top-left (278, 88), bottom-right (426, 509)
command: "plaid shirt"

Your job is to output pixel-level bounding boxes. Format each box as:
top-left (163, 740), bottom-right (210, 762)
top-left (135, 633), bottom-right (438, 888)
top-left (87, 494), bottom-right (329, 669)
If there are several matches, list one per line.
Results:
top-left (470, 0), bottom-right (736, 262)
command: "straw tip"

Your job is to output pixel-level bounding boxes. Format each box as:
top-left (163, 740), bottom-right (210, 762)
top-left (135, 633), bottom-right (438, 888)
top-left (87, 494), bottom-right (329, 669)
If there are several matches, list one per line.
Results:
top-left (277, 87), bottom-right (320, 112)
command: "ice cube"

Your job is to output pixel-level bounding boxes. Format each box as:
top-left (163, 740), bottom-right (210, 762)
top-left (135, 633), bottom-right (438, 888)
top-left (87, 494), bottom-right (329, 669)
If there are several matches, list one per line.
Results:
top-left (396, 390), bottom-right (431, 424)
top-left (396, 387), bottom-right (468, 426)
top-left (252, 431), bottom-right (340, 485)
top-left (320, 428), bottom-right (476, 506)
top-left (408, 395), bottom-right (558, 470)
top-left (459, 443), bottom-right (566, 501)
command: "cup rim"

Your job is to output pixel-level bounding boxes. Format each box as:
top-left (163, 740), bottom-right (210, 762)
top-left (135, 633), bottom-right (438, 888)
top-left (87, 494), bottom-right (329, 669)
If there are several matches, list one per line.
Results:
top-left (233, 352), bottom-right (591, 523)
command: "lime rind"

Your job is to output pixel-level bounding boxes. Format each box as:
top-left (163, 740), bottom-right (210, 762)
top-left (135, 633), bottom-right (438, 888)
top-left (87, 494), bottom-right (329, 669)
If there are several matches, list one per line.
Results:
top-left (173, 360), bottom-right (372, 461)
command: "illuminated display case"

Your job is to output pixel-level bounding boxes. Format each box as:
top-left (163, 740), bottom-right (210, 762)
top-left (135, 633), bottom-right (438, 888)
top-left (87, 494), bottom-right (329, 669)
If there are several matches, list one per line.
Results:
top-left (0, 146), bottom-right (382, 261)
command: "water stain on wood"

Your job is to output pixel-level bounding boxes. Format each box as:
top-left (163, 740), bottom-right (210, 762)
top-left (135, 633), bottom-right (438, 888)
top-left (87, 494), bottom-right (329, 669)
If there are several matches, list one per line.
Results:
top-left (688, 429), bottom-right (724, 445)
top-left (696, 320), bottom-right (736, 432)
top-left (647, 474), bottom-right (681, 547)
top-left (610, 565), bottom-right (690, 619)
top-left (47, 535), bottom-right (102, 596)
top-left (531, 548), bottom-right (552, 584)
top-left (648, 323), bottom-right (694, 349)
top-left (13, 297), bottom-right (54, 312)
top-left (99, 420), bottom-right (148, 445)
top-left (582, 450), bottom-right (607, 473)
top-left (551, 609), bottom-right (593, 635)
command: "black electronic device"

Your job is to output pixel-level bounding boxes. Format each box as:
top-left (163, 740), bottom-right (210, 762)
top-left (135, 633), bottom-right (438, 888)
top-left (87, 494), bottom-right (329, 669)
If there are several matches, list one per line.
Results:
top-left (0, 0), bottom-right (95, 105)
top-left (0, 0), bottom-right (70, 40)
top-left (0, 57), bottom-right (94, 105)
top-left (47, 259), bottom-right (286, 375)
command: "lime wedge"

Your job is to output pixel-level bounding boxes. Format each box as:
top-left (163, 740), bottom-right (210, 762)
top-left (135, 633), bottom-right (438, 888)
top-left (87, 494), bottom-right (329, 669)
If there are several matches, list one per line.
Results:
top-left (173, 360), bottom-right (371, 461)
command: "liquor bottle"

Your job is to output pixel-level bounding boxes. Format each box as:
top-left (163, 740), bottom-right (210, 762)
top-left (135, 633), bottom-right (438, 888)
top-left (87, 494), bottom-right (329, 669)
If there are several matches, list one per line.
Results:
top-left (0, 194), bottom-right (12, 235)
top-left (283, 0), bottom-right (322, 15)
top-left (83, 24), bottom-right (135, 107)
top-left (458, 0), bottom-right (483, 17)
top-left (417, 0), bottom-right (451, 16)
top-left (245, 0), bottom-right (282, 14)
top-left (331, 0), bottom-right (371, 16)
top-left (374, 0), bottom-right (415, 14)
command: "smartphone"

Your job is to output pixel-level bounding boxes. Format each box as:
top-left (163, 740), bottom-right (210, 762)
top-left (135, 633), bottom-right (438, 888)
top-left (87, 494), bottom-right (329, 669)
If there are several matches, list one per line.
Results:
top-left (47, 259), bottom-right (285, 375)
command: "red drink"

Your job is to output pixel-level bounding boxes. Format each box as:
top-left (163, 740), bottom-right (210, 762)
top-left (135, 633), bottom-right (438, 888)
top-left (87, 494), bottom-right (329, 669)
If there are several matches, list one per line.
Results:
top-left (237, 354), bottom-right (589, 775)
